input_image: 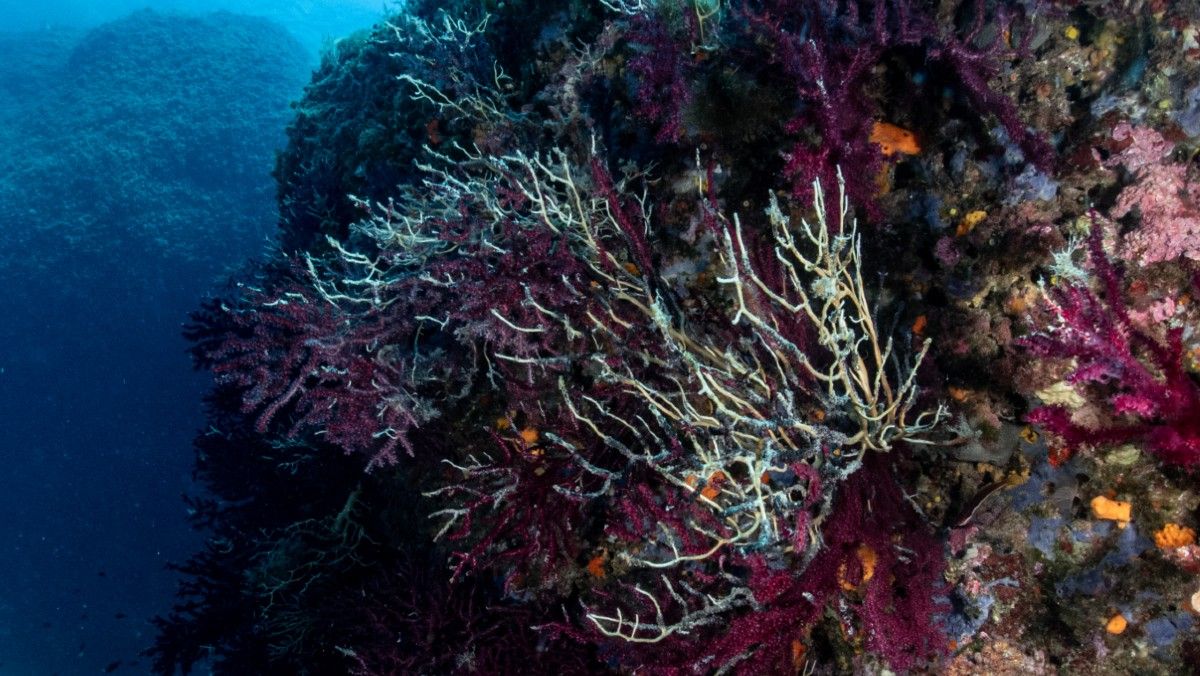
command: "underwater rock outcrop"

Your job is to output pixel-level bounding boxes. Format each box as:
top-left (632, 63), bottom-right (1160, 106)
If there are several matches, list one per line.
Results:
top-left (153, 1), bottom-right (1200, 673)
top-left (0, 10), bottom-right (311, 288)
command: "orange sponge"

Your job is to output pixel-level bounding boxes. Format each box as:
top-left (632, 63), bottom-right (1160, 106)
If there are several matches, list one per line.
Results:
top-left (1090, 495), bottom-right (1132, 524)
top-left (870, 121), bottom-right (920, 156)
top-left (1154, 523), bottom-right (1196, 550)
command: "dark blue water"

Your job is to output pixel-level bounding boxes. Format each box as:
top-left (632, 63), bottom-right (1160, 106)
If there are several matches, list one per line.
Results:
top-left (0, 273), bottom-right (208, 675)
top-left (0, 6), bottom-right (378, 672)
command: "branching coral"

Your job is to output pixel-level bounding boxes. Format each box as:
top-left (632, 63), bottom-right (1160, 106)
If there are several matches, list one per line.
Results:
top-left (282, 31), bottom-right (955, 667)
top-left (1021, 224), bottom-right (1200, 467)
top-left (604, 0), bottom-right (1053, 215)
top-left (154, 0), bottom-right (1200, 672)
top-left (757, 0), bottom-right (1053, 209)
top-left (549, 171), bottom-right (951, 671)
top-left (189, 268), bottom-right (467, 469)
top-left (157, 2), bottom-right (1054, 673)
top-left (423, 422), bottom-right (600, 589)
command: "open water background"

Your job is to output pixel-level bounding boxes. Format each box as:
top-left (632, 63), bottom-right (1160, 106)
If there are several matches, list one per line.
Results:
top-left (0, 2), bottom-right (390, 672)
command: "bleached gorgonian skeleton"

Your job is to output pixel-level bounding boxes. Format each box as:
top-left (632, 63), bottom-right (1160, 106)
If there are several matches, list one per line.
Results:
top-left (305, 12), bottom-right (949, 643)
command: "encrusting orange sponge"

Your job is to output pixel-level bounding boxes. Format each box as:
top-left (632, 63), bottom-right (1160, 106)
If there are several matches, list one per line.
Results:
top-left (837, 544), bottom-right (878, 591)
top-left (700, 471), bottom-right (726, 500)
top-left (955, 209), bottom-right (988, 237)
top-left (586, 553), bottom-right (607, 580)
top-left (1106, 613), bottom-right (1128, 635)
top-left (519, 427), bottom-right (540, 445)
top-left (870, 121), bottom-right (921, 156)
top-left (1090, 495), bottom-right (1132, 524)
top-left (1154, 523), bottom-right (1197, 550)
